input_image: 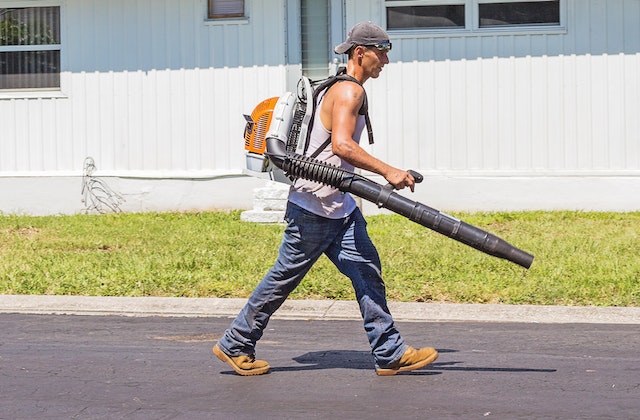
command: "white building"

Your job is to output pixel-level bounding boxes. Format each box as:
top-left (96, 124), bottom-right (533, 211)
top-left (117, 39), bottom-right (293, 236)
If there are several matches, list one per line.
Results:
top-left (1, 0), bottom-right (638, 215)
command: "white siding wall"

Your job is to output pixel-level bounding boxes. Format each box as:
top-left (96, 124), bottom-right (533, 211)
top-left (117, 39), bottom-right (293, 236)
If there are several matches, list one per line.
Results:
top-left (1, 0), bottom-right (639, 214)
top-left (367, 52), bottom-right (640, 176)
top-left (349, 0), bottom-right (640, 177)
top-left (0, 0), bottom-right (289, 176)
top-left (1, 66), bottom-right (286, 174)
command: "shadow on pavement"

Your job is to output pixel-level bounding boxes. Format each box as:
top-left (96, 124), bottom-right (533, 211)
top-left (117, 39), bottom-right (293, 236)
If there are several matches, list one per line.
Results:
top-left (220, 348), bottom-right (556, 375)
top-left (428, 361), bottom-right (557, 373)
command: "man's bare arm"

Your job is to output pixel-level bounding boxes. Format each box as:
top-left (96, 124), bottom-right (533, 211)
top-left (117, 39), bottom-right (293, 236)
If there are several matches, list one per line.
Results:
top-left (327, 82), bottom-right (415, 191)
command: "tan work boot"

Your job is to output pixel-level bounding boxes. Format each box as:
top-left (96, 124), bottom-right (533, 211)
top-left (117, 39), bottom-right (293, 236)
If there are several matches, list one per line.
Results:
top-left (213, 344), bottom-right (270, 376)
top-left (375, 346), bottom-right (439, 376)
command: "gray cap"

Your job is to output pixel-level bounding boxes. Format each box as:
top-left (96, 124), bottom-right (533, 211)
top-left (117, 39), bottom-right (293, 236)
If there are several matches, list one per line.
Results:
top-left (334, 22), bottom-right (390, 54)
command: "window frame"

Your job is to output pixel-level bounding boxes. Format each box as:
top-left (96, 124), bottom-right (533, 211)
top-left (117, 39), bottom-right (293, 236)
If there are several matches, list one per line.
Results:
top-left (206, 0), bottom-right (248, 22)
top-left (0, 0), bottom-right (64, 98)
top-left (384, 0), bottom-right (566, 37)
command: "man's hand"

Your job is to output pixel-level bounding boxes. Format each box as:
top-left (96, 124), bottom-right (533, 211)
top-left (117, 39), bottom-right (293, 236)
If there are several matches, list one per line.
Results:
top-left (385, 169), bottom-right (415, 192)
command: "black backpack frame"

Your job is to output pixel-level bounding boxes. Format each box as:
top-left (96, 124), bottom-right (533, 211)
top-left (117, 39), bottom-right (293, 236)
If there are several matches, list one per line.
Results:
top-left (285, 67), bottom-right (374, 160)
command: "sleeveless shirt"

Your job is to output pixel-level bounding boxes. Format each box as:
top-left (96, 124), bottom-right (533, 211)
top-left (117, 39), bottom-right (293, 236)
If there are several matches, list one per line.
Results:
top-left (288, 87), bottom-right (366, 219)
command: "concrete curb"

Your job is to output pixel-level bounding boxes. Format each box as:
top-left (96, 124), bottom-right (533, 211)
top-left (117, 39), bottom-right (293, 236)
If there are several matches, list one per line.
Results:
top-left (1, 295), bottom-right (639, 324)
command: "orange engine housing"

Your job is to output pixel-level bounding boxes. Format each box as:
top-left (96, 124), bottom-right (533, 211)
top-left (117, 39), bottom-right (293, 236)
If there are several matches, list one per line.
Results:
top-left (244, 97), bottom-right (279, 155)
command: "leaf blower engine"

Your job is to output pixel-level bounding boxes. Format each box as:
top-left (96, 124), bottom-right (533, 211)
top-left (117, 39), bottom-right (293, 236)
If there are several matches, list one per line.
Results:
top-left (242, 76), bottom-right (534, 269)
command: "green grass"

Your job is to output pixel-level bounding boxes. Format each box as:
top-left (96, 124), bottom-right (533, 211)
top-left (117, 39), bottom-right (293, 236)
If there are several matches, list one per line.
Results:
top-left (1, 211), bottom-right (638, 306)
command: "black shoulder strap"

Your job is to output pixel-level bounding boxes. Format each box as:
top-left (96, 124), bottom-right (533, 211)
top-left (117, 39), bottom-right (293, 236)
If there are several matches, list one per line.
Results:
top-left (309, 138), bottom-right (332, 159)
top-left (304, 69), bottom-right (374, 158)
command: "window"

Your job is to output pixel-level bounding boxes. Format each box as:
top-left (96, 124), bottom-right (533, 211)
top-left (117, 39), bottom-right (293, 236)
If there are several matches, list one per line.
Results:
top-left (479, 1), bottom-right (560, 27)
top-left (208, 0), bottom-right (244, 19)
top-left (0, 6), bottom-right (60, 90)
top-left (388, 4), bottom-right (466, 30)
top-left (386, 0), bottom-right (562, 32)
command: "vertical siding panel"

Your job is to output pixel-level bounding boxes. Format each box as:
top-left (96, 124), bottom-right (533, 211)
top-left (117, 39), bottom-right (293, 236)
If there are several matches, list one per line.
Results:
top-left (418, 59), bottom-right (437, 171)
top-left (84, 72), bottom-right (101, 167)
top-left (212, 68), bottom-right (230, 168)
top-left (228, 68), bottom-right (250, 169)
top-left (607, 53), bottom-right (625, 169)
top-left (562, 55), bottom-right (578, 170)
top-left (623, 1), bottom-right (640, 170)
top-left (481, 56), bottom-right (500, 169)
top-left (0, 102), bottom-right (13, 171)
top-left (606, 0), bottom-right (624, 53)
top-left (142, 70), bottom-right (158, 171)
top-left (112, 71), bottom-right (129, 170)
top-left (100, 72), bottom-right (116, 169)
top-left (1, 102), bottom-right (17, 171)
top-left (120, 1), bottom-right (138, 71)
top-left (464, 37), bottom-right (480, 170)
top-left (449, 38), bottom-right (467, 170)
top-left (14, 101), bottom-right (30, 171)
top-left (400, 63), bottom-right (414, 169)
top-left (434, 60), bottom-right (451, 170)
top-left (169, 70), bottom-right (186, 170)
top-left (589, 1), bottom-right (610, 169)
top-left (149, 0), bottom-right (166, 70)
top-left (0, 99), bottom-right (19, 172)
top-left (41, 100), bottom-right (56, 171)
top-left (624, 54), bottom-right (640, 169)
top-left (623, 0), bottom-right (640, 52)
top-left (163, 0), bottom-right (180, 70)
top-left (220, 66), bottom-right (245, 169)
top-left (127, 71), bottom-right (145, 171)
top-left (480, 36), bottom-right (500, 170)
top-left (546, 55), bottom-right (564, 171)
top-left (605, 2), bottom-right (625, 169)
top-left (433, 38), bottom-right (451, 169)
top-left (53, 98), bottom-right (67, 171)
top-left (530, 35), bottom-right (549, 170)
top-left (589, 0), bottom-right (608, 55)
top-left (531, 57), bottom-right (548, 170)
top-left (69, 73), bottom-right (84, 166)
top-left (572, 0), bottom-right (591, 55)
top-left (59, 80), bottom-right (76, 172)
top-left (574, 54), bottom-right (592, 169)
top-left (590, 54), bottom-right (609, 168)
top-left (185, 68), bottom-right (202, 171)
top-left (465, 57), bottom-right (482, 170)
top-left (450, 60), bottom-right (467, 170)
top-left (179, 0), bottom-right (198, 69)
top-left (198, 69), bottom-right (214, 170)
top-left (513, 42), bottom-right (532, 170)
top-left (495, 36), bottom-right (513, 171)
top-left (136, 0), bottom-right (153, 71)
top-left (385, 64), bottom-right (405, 167)
top-left (155, 70), bottom-right (173, 171)
top-left (561, 1), bottom-right (579, 171)
top-left (497, 55), bottom-right (516, 171)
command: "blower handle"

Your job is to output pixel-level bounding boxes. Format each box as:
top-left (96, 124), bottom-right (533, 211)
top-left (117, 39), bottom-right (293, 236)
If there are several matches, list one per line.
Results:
top-left (383, 169), bottom-right (424, 191)
top-left (408, 170), bottom-right (423, 184)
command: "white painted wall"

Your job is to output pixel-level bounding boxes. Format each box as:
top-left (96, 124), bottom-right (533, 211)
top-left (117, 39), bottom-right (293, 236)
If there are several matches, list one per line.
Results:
top-left (0, 0), bottom-right (638, 215)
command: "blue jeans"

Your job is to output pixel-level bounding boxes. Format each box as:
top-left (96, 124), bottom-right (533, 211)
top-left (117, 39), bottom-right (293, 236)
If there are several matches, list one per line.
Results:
top-left (217, 201), bottom-right (407, 368)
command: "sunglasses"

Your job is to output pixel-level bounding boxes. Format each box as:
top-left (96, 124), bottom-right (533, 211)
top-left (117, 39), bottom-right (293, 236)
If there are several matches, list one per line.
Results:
top-left (364, 41), bottom-right (392, 53)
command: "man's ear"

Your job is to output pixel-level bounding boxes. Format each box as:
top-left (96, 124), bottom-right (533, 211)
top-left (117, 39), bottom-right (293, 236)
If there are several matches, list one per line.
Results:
top-left (353, 45), bottom-right (366, 58)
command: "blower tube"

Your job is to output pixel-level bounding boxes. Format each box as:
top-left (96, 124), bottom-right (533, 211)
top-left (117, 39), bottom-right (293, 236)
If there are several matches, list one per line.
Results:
top-left (265, 137), bottom-right (534, 269)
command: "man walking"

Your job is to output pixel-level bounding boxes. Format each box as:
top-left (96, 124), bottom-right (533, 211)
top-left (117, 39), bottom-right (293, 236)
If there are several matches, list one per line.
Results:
top-left (213, 22), bottom-right (438, 376)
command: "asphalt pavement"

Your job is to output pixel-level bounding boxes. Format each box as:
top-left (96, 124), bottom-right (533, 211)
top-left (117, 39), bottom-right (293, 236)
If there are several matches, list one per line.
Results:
top-left (1, 295), bottom-right (639, 419)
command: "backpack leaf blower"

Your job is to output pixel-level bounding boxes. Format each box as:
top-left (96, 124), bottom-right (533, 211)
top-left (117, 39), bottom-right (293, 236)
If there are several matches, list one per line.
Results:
top-left (243, 75), bottom-right (534, 269)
